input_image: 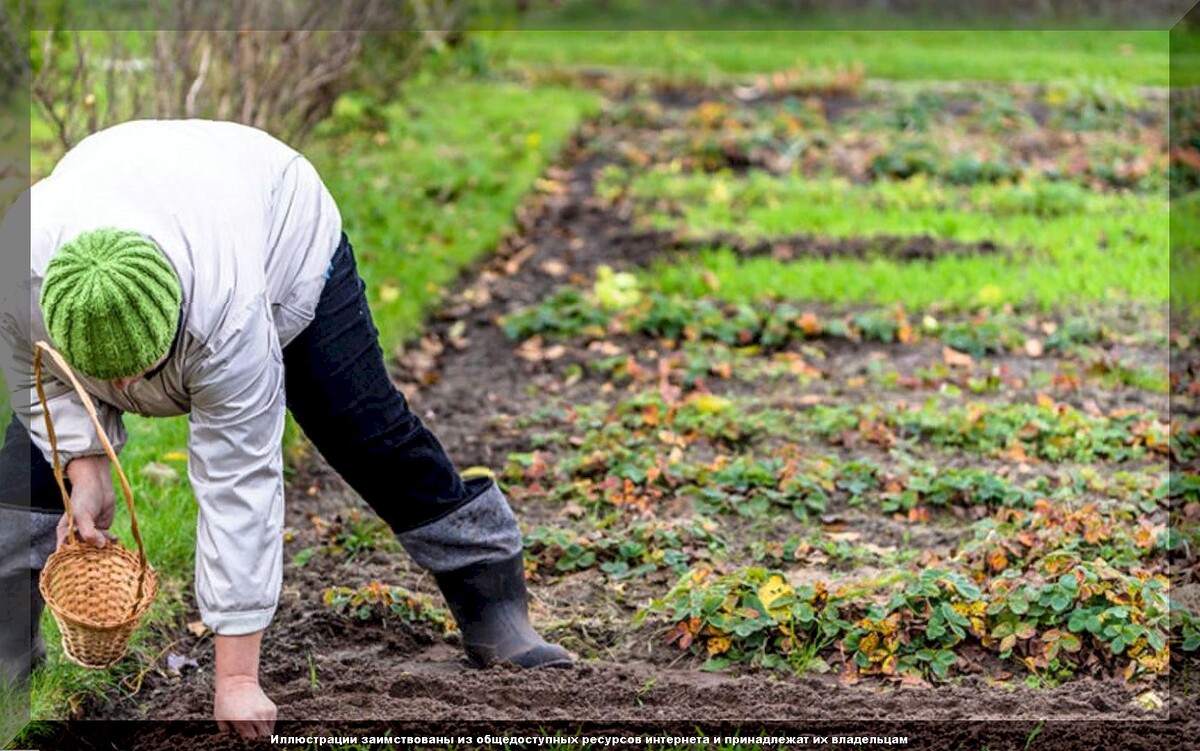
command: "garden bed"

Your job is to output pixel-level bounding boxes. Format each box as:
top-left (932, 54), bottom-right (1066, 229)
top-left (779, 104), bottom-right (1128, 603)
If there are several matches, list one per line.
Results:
top-left (56, 78), bottom-right (1198, 750)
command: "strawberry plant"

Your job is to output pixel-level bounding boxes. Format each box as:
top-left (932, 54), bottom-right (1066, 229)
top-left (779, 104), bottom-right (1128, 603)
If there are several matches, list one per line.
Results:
top-left (524, 517), bottom-right (727, 580)
top-left (308, 509), bottom-right (400, 561)
top-left (641, 567), bottom-right (850, 673)
top-left (983, 559), bottom-right (1172, 680)
top-left (845, 569), bottom-right (984, 680)
top-left (323, 582), bottom-right (457, 635)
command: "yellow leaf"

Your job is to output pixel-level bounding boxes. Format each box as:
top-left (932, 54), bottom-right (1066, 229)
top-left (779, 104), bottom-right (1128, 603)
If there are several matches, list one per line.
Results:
top-left (379, 281), bottom-right (400, 304)
top-left (689, 393), bottom-right (731, 414)
top-left (757, 574), bottom-right (794, 621)
top-left (706, 636), bottom-right (732, 655)
top-left (461, 466), bottom-right (495, 480)
top-left (162, 451), bottom-right (188, 462)
top-left (977, 284), bottom-right (1005, 306)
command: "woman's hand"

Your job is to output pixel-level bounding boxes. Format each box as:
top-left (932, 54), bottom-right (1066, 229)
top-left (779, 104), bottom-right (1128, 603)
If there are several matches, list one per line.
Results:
top-left (59, 455), bottom-right (117, 548)
top-left (214, 675), bottom-right (277, 740)
top-left (214, 630), bottom-right (276, 740)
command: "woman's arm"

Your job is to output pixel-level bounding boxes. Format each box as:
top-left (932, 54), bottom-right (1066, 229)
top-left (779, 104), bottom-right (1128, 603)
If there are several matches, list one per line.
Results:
top-left (185, 297), bottom-right (287, 739)
top-left (214, 631), bottom-right (276, 740)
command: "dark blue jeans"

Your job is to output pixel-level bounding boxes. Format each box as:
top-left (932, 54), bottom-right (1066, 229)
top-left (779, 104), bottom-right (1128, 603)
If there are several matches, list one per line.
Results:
top-left (1, 234), bottom-right (476, 531)
top-left (282, 234), bottom-right (475, 532)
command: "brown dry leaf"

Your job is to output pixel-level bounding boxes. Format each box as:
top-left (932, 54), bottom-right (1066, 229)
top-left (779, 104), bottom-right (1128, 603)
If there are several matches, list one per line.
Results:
top-left (1023, 338), bottom-right (1044, 358)
top-left (798, 312), bottom-right (822, 336)
top-left (516, 336), bottom-right (549, 362)
top-left (460, 284), bottom-right (492, 308)
top-left (534, 178), bottom-right (566, 194)
top-left (446, 321), bottom-right (470, 350)
top-left (186, 620), bottom-right (209, 638)
top-left (587, 341), bottom-right (623, 357)
top-left (826, 531), bottom-right (862, 543)
top-left (942, 347), bottom-right (974, 368)
top-left (503, 245), bottom-right (537, 276)
top-left (701, 270), bottom-right (721, 292)
top-left (540, 259), bottom-right (568, 277)
top-left (562, 503), bottom-right (586, 519)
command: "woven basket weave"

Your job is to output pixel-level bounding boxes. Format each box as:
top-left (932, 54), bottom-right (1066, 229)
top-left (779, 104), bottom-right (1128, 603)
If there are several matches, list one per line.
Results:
top-left (34, 341), bottom-right (157, 669)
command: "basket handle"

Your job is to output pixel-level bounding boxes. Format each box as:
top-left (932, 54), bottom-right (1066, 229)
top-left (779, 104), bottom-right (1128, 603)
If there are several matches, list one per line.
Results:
top-left (33, 340), bottom-right (150, 605)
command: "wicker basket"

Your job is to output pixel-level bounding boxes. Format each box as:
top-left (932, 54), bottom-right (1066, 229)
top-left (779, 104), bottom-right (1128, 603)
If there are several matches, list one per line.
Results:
top-left (33, 341), bottom-right (158, 669)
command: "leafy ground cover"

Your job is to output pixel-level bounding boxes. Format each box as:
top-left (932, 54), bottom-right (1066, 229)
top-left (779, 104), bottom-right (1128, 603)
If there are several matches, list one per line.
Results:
top-left (43, 61), bottom-right (1199, 750)
top-left (485, 28), bottom-right (1170, 86)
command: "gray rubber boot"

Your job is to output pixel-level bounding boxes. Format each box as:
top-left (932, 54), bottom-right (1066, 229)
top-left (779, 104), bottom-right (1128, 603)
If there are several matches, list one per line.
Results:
top-left (434, 552), bottom-right (573, 669)
top-left (397, 477), bottom-right (573, 668)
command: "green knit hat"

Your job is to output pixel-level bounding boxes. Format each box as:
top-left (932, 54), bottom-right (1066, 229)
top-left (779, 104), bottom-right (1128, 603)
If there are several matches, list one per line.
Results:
top-left (40, 228), bottom-right (182, 380)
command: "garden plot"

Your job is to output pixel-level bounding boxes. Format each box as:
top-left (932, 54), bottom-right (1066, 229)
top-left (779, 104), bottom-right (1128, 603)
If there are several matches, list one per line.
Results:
top-left (72, 78), bottom-right (1198, 749)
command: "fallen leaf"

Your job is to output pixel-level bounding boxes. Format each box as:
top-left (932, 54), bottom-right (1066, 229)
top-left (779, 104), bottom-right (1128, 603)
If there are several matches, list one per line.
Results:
top-left (1024, 339), bottom-right (1044, 358)
top-left (798, 312), bottom-right (822, 336)
top-left (378, 281), bottom-right (400, 304)
top-left (1131, 690), bottom-right (1163, 711)
top-left (162, 451), bottom-right (188, 462)
top-left (757, 575), bottom-right (795, 620)
top-left (942, 347), bottom-right (974, 368)
top-left (446, 321), bottom-right (470, 350)
top-left (540, 259), bottom-right (568, 277)
top-left (461, 466), bottom-right (495, 480)
top-left (587, 341), bottom-right (623, 357)
top-left (707, 636), bottom-right (732, 655)
top-left (186, 620), bottom-right (208, 638)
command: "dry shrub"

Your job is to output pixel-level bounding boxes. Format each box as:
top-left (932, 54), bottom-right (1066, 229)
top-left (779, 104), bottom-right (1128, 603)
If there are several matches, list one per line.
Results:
top-left (23, 0), bottom-right (467, 151)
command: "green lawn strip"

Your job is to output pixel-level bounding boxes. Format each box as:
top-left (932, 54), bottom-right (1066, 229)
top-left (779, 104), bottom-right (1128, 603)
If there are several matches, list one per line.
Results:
top-left (484, 29), bottom-right (1169, 86)
top-left (611, 171), bottom-right (1166, 311)
top-left (23, 77), bottom-right (598, 723)
top-left (1171, 190), bottom-right (1200, 317)
top-left (308, 78), bottom-right (600, 345)
top-left (28, 416), bottom-right (193, 720)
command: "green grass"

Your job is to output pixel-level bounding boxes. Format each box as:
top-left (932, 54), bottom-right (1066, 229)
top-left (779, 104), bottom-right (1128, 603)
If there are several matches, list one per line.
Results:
top-left (21, 75), bottom-right (598, 727)
top-left (1172, 191), bottom-right (1200, 317)
top-left (27, 415), bottom-right (194, 721)
top-left (618, 171), bottom-right (1166, 310)
top-left (308, 77), bottom-right (600, 346)
top-left (485, 29), bottom-right (1170, 86)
